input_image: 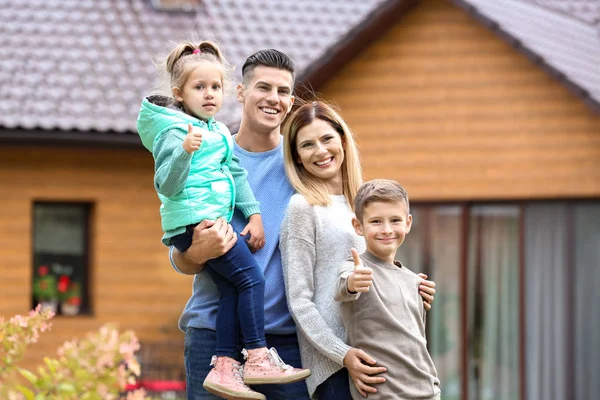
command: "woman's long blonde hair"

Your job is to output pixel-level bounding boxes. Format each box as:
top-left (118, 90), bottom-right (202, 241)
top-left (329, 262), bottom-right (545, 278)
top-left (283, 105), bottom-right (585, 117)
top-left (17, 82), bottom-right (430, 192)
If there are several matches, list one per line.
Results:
top-left (282, 101), bottom-right (363, 210)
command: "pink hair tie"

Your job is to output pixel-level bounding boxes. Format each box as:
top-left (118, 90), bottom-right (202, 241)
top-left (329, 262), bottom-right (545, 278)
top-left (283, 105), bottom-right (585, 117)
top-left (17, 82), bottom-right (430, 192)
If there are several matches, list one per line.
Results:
top-left (193, 49), bottom-right (201, 54)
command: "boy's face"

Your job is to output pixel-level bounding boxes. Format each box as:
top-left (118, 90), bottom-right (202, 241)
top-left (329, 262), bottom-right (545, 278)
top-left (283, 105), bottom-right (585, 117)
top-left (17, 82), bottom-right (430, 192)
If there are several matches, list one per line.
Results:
top-left (352, 200), bottom-right (412, 264)
top-left (236, 66), bottom-right (294, 133)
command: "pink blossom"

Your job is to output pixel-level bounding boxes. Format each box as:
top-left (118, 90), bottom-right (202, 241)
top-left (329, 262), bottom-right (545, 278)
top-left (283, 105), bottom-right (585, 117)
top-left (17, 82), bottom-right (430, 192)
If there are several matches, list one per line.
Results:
top-left (9, 315), bottom-right (28, 328)
top-left (126, 389), bottom-right (147, 400)
top-left (95, 353), bottom-right (115, 370)
top-left (117, 363), bottom-right (127, 388)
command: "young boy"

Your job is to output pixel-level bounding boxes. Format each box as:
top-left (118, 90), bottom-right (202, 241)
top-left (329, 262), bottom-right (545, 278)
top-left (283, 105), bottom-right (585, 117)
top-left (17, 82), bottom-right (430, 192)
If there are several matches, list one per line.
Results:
top-left (335, 179), bottom-right (441, 400)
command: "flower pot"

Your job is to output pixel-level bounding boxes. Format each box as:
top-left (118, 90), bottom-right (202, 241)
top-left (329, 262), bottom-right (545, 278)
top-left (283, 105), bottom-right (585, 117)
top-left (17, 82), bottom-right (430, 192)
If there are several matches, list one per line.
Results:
top-left (61, 303), bottom-right (80, 316)
top-left (40, 300), bottom-right (58, 314)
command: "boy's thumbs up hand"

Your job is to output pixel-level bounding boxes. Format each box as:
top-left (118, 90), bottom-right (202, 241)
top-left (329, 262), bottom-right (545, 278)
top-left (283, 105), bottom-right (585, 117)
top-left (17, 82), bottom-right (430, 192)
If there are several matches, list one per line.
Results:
top-left (347, 248), bottom-right (373, 293)
top-left (182, 123), bottom-right (203, 154)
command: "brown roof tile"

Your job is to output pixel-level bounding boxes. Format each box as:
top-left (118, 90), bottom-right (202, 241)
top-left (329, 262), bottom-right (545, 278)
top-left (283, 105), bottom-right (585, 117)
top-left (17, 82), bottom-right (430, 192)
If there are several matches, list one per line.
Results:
top-left (524, 0), bottom-right (600, 25)
top-left (0, 0), bottom-right (196, 134)
top-left (0, 0), bottom-right (394, 137)
top-left (6, 0), bottom-right (595, 140)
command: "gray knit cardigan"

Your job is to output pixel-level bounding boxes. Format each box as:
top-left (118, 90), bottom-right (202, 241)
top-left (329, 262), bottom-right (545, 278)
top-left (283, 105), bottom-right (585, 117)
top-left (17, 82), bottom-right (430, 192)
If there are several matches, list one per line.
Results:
top-left (280, 194), bottom-right (366, 398)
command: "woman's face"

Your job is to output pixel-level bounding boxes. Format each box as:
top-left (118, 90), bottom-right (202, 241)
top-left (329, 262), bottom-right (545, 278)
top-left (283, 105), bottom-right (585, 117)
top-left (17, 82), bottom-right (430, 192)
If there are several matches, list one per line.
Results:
top-left (295, 118), bottom-right (345, 187)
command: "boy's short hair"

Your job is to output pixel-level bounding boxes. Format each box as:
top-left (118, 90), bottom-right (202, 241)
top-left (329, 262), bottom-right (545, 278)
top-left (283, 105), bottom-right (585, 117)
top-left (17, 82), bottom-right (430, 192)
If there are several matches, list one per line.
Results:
top-left (354, 179), bottom-right (410, 222)
top-left (241, 49), bottom-right (295, 85)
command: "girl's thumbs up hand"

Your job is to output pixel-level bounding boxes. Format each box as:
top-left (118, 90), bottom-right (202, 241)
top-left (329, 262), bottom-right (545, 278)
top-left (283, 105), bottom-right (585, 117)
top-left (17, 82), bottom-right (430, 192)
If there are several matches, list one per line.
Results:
top-left (347, 248), bottom-right (373, 293)
top-left (183, 123), bottom-right (203, 154)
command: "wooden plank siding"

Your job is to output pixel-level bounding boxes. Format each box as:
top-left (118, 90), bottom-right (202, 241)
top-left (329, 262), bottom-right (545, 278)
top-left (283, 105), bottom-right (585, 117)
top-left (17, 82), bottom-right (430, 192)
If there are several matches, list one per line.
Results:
top-left (319, 0), bottom-right (600, 201)
top-left (0, 146), bottom-right (190, 367)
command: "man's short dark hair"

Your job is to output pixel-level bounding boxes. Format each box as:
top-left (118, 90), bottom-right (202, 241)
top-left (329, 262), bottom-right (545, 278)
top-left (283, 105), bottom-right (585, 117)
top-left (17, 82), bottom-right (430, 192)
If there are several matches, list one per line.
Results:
top-left (242, 49), bottom-right (295, 84)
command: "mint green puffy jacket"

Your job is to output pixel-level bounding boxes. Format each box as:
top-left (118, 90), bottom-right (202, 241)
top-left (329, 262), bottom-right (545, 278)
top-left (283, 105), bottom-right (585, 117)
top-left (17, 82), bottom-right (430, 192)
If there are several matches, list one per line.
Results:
top-left (137, 96), bottom-right (260, 244)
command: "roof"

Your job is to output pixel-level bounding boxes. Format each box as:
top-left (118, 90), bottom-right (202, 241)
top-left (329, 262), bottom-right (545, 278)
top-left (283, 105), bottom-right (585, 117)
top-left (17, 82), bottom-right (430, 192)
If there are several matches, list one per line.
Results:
top-left (0, 0), bottom-right (197, 138)
top-left (1, 0), bottom-right (597, 145)
top-left (453, 0), bottom-right (600, 111)
top-left (524, 0), bottom-right (600, 25)
top-left (0, 0), bottom-right (410, 144)
top-left (198, 0), bottom-right (416, 130)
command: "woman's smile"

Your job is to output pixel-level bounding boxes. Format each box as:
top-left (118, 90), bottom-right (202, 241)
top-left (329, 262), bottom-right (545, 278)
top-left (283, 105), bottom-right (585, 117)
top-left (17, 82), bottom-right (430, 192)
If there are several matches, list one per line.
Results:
top-left (296, 119), bottom-right (345, 188)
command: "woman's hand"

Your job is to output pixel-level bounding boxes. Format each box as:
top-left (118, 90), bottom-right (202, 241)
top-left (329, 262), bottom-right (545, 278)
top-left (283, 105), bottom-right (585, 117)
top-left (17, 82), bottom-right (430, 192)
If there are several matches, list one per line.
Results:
top-left (417, 273), bottom-right (436, 310)
top-left (343, 348), bottom-right (387, 398)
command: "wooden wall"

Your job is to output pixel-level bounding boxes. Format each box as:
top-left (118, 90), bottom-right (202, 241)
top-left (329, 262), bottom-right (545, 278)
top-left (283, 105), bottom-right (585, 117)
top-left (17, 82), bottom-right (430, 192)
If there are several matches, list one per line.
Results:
top-left (320, 0), bottom-right (600, 201)
top-left (0, 145), bottom-right (190, 367)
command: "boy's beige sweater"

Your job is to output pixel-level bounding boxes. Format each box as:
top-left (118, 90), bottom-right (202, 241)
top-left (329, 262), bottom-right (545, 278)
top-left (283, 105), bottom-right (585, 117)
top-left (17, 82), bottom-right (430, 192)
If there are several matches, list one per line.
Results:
top-left (335, 251), bottom-right (441, 400)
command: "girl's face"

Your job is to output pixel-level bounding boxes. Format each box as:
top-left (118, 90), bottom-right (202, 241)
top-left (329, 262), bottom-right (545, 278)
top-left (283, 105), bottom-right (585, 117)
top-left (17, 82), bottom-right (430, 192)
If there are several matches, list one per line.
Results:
top-left (173, 61), bottom-right (223, 121)
top-left (295, 118), bottom-right (345, 193)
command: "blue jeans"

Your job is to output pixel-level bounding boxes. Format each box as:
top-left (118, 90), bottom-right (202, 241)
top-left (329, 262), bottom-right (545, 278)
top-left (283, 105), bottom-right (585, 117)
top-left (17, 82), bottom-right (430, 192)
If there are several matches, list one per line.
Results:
top-left (315, 367), bottom-right (352, 399)
top-left (184, 327), bottom-right (310, 399)
top-left (172, 229), bottom-right (266, 358)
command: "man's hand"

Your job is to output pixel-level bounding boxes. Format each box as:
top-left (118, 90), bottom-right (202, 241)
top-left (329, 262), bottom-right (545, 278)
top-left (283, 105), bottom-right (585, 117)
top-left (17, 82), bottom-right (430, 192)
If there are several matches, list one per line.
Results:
top-left (240, 214), bottom-right (265, 252)
top-left (182, 123), bottom-right (203, 153)
top-left (172, 218), bottom-right (237, 275)
top-left (417, 273), bottom-right (436, 311)
top-left (344, 348), bottom-right (387, 398)
top-left (347, 248), bottom-right (373, 293)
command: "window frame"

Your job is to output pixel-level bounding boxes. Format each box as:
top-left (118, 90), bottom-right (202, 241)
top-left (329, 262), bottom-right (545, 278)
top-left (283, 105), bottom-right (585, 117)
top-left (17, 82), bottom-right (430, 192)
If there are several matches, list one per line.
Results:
top-left (406, 198), bottom-right (598, 400)
top-left (31, 201), bottom-right (93, 316)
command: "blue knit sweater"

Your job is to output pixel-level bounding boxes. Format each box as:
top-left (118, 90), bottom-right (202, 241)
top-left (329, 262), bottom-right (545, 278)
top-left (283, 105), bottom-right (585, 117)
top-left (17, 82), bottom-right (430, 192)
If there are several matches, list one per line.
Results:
top-left (173, 137), bottom-right (297, 334)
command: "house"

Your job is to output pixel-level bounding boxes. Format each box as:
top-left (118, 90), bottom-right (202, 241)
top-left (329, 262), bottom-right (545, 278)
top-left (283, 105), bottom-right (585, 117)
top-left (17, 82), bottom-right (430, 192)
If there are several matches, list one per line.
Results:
top-left (0, 0), bottom-right (405, 375)
top-left (1, 0), bottom-right (598, 398)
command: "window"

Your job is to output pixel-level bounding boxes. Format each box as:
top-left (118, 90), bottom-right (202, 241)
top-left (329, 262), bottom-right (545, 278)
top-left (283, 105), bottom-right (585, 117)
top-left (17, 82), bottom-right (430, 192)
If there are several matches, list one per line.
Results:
top-left (396, 201), bottom-right (600, 400)
top-left (525, 203), bottom-right (600, 400)
top-left (397, 206), bottom-right (463, 400)
top-left (32, 203), bottom-right (91, 316)
top-left (467, 206), bottom-right (519, 400)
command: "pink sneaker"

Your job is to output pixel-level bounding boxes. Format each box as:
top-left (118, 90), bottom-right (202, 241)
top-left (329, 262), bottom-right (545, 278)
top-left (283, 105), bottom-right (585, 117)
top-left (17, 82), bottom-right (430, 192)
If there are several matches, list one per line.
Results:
top-left (242, 347), bottom-right (311, 385)
top-left (202, 356), bottom-right (266, 400)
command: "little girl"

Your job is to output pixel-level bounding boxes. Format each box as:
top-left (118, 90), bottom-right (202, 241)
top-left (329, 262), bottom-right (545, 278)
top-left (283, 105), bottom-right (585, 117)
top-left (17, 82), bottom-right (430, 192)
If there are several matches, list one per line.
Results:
top-left (137, 40), bottom-right (310, 399)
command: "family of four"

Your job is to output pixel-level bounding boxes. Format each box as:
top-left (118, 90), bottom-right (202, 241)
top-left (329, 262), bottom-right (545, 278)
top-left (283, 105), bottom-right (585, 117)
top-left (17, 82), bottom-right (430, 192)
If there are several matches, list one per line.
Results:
top-left (137, 39), bottom-right (440, 400)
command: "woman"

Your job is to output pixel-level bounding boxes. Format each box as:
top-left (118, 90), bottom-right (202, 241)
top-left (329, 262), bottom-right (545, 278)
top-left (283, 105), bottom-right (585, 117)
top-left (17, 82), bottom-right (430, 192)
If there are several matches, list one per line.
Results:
top-left (280, 101), bottom-right (436, 399)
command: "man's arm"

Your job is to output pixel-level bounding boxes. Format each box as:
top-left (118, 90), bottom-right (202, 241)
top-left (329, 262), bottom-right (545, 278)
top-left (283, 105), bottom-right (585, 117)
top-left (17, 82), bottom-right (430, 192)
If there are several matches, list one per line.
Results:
top-left (169, 218), bottom-right (237, 275)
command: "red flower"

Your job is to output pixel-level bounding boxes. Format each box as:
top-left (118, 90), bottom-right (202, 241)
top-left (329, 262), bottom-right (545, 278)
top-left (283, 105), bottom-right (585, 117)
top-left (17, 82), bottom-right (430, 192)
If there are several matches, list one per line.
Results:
top-left (57, 275), bottom-right (70, 293)
top-left (67, 297), bottom-right (82, 306)
top-left (38, 265), bottom-right (49, 276)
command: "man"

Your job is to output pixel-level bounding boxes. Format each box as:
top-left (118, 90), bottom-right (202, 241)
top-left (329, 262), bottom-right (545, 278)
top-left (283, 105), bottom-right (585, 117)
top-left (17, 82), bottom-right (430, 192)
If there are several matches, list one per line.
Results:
top-left (169, 49), bottom-right (437, 399)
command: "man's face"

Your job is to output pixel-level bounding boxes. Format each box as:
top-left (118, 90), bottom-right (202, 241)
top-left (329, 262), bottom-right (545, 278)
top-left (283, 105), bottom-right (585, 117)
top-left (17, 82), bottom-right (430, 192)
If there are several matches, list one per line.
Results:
top-left (237, 66), bottom-right (294, 133)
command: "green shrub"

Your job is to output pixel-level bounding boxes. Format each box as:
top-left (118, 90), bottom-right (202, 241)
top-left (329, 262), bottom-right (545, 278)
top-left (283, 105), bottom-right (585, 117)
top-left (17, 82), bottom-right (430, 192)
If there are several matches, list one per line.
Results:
top-left (0, 305), bottom-right (148, 399)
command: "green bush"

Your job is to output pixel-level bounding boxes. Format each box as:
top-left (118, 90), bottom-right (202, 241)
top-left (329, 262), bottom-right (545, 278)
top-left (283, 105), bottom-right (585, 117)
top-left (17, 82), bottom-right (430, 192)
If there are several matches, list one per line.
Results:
top-left (0, 305), bottom-right (148, 399)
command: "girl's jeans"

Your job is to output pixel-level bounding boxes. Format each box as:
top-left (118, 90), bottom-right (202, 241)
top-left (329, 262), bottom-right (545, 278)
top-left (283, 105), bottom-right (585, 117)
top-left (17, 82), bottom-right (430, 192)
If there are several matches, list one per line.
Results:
top-left (172, 228), bottom-right (266, 357)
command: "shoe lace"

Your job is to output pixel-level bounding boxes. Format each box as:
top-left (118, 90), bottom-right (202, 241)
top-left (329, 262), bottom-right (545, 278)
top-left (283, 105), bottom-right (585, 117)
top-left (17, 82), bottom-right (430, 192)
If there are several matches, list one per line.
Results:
top-left (233, 364), bottom-right (245, 382)
top-left (266, 347), bottom-right (292, 371)
top-left (210, 355), bottom-right (245, 382)
top-left (241, 348), bottom-right (292, 371)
